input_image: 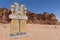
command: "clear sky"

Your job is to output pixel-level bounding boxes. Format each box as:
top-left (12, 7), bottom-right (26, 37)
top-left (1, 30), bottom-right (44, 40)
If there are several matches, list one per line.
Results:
top-left (0, 0), bottom-right (60, 21)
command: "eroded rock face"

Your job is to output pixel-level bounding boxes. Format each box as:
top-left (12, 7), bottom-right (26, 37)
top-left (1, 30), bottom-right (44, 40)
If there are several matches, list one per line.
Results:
top-left (0, 8), bottom-right (11, 23)
top-left (0, 8), bottom-right (59, 25)
top-left (26, 11), bottom-right (60, 25)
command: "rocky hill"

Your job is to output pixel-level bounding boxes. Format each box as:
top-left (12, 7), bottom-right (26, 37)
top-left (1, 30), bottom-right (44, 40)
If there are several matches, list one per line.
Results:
top-left (0, 8), bottom-right (11, 23)
top-left (26, 11), bottom-right (60, 25)
top-left (0, 8), bottom-right (60, 25)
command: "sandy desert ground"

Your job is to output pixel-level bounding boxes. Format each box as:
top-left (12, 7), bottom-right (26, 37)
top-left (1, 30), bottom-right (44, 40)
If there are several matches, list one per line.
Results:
top-left (0, 23), bottom-right (60, 40)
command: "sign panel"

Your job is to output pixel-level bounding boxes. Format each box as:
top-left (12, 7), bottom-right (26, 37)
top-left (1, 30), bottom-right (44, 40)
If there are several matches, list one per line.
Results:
top-left (10, 20), bottom-right (19, 34)
top-left (19, 20), bottom-right (26, 32)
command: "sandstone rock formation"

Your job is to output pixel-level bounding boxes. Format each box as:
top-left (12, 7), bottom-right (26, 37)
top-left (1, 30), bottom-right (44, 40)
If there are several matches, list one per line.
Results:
top-left (0, 8), bottom-right (59, 25)
top-left (0, 8), bottom-right (11, 23)
top-left (26, 11), bottom-right (60, 25)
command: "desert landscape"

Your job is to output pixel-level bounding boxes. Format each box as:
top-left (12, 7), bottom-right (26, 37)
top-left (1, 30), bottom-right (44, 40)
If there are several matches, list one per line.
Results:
top-left (0, 23), bottom-right (60, 40)
top-left (0, 1), bottom-right (60, 40)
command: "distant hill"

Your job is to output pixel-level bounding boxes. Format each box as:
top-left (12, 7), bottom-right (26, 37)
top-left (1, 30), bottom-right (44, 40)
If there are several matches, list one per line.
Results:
top-left (0, 8), bottom-right (11, 23)
top-left (0, 8), bottom-right (60, 25)
top-left (26, 11), bottom-right (60, 25)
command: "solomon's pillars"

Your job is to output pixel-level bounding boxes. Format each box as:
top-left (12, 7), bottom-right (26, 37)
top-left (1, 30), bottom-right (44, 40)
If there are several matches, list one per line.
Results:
top-left (9, 2), bottom-right (28, 37)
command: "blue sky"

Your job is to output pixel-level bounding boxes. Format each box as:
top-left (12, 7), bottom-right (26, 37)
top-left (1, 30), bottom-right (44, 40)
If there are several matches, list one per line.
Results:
top-left (0, 0), bottom-right (60, 21)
